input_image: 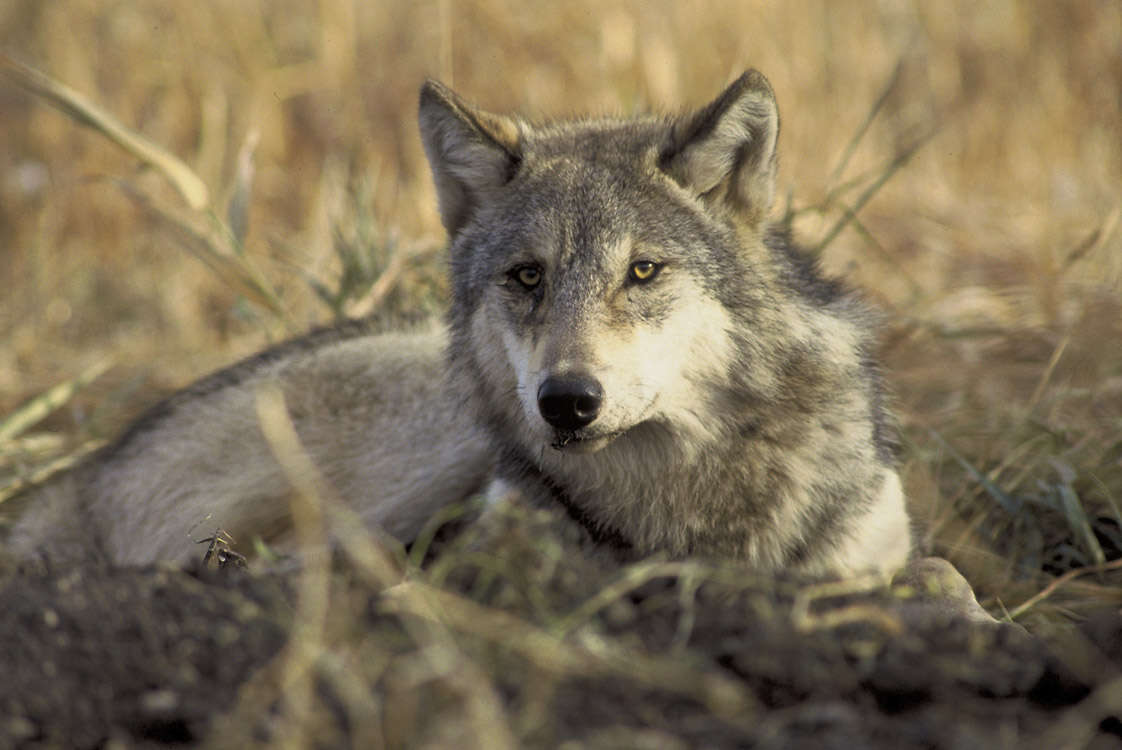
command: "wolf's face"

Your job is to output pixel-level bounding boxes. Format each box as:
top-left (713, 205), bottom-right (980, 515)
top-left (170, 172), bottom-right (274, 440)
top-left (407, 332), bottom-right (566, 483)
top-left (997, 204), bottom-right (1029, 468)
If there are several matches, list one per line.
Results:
top-left (420, 73), bottom-right (780, 456)
top-left (463, 155), bottom-right (743, 454)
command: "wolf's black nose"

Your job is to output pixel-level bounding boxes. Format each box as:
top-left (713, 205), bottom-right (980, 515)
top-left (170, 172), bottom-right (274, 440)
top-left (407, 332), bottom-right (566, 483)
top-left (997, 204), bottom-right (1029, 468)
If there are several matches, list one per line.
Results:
top-left (537, 375), bottom-right (603, 430)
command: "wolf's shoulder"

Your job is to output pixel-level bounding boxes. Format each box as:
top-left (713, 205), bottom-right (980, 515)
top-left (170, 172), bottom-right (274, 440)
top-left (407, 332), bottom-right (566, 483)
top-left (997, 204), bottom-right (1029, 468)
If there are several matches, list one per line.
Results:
top-left (763, 225), bottom-right (874, 319)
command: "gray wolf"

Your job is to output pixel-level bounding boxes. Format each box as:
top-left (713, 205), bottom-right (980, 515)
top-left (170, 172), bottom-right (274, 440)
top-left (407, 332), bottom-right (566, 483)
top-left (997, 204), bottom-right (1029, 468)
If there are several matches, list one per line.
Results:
top-left (6, 70), bottom-right (913, 577)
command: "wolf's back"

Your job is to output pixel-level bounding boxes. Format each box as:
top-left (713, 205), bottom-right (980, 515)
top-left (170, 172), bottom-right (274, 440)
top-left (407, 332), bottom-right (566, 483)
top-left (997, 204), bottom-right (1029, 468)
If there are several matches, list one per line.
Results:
top-left (5, 321), bottom-right (492, 566)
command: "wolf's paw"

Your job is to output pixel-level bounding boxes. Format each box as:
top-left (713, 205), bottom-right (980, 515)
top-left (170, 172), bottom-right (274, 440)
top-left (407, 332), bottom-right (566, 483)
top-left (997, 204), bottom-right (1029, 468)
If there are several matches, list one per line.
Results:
top-left (891, 556), bottom-right (1023, 631)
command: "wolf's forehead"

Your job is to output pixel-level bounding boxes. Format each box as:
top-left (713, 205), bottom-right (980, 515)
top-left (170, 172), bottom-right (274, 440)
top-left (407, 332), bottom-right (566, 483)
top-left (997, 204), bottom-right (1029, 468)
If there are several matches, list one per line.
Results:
top-left (513, 127), bottom-right (684, 243)
top-left (528, 116), bottom-right (668, 160)
top-left (509, 164), bottom-right (655, 266)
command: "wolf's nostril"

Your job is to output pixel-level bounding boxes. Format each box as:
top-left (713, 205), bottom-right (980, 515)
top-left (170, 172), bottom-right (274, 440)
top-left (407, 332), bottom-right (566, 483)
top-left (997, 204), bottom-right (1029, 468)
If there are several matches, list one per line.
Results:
top-left (537, 375), bottom-right (603, 430)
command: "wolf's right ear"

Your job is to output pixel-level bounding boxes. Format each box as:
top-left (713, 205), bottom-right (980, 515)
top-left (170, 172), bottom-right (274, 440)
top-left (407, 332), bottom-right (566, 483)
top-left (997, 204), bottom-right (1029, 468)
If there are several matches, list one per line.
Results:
top-left (418, 80), bottom-right (522, 236)
top-left (660, 70), bottom-right (779, 226)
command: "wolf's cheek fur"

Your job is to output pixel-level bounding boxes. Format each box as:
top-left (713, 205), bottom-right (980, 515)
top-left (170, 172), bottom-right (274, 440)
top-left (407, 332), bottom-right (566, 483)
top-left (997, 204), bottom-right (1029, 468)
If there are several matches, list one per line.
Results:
top-left (496, 311), bottom-right (542, 434)
top-left (468, 302), bottom-right (530, 427)
top-left (589, 280), bottom-right (737, 446)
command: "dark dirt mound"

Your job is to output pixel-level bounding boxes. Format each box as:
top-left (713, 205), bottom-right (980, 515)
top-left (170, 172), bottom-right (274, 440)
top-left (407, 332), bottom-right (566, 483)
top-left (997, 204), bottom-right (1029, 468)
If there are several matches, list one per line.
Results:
top-left (2, 521), bottom-right (1120, 749)
top-left (0, 566), bottom-right (291, 748)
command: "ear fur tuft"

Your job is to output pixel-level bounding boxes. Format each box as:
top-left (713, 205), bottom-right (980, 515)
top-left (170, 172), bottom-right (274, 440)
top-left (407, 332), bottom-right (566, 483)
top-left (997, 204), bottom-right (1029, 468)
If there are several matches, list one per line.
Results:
top-left (418, 80), bottom-right (522, 235)
top-left (660, 70), bottom-right (779, 225)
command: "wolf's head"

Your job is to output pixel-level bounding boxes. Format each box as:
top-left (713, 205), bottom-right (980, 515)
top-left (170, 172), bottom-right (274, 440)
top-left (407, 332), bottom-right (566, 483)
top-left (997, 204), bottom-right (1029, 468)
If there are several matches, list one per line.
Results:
top-left (420, 72), bottom-right (782, 457)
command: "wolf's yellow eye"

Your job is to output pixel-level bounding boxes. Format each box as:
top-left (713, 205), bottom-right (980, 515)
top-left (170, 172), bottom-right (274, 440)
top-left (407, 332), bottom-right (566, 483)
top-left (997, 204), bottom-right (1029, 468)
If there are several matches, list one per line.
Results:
top-left (629, 260), bottom-right (661, 283)
top-left (514, 266), bottom-right (542, 289)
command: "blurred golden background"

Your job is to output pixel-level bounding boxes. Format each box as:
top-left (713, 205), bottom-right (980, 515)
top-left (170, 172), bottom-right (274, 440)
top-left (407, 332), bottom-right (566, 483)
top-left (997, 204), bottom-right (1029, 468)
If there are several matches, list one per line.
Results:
top-left (2, 1), bottom-right (1120, 618)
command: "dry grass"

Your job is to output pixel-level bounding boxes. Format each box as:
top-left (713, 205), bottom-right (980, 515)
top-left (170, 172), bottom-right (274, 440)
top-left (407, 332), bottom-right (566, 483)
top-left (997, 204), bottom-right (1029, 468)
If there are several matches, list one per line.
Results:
top-left (1, 0), bottom-right (1120, 635)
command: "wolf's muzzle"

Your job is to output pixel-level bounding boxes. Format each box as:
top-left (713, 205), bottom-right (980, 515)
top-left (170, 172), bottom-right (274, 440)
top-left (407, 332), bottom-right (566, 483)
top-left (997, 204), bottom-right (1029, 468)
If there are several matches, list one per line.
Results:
top-left (537, 374), bottom-right (603, 430)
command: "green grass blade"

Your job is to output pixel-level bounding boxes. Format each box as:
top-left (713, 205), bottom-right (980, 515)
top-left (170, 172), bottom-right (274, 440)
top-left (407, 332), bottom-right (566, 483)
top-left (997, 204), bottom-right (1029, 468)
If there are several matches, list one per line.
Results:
top-left (814, 126), bottom-right (938, 255)
top-left (826, 59), bottom-right (904, 187)
top-left (0, 358), bottom-right (112, 444)
top-left (929, 429), bottom-right (1022, 515)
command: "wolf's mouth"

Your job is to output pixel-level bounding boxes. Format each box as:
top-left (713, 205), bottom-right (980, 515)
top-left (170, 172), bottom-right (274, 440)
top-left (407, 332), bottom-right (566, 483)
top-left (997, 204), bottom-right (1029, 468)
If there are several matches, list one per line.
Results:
top-left (550, 429), bottom-right (621, 453)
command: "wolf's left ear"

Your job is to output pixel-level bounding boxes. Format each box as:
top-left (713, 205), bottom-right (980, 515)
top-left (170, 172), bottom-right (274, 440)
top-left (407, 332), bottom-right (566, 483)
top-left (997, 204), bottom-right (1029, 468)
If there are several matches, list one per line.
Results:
top-left (660, 70), bottom-right (778, 225)
top-left (419, 80), bottom-right (522, 236)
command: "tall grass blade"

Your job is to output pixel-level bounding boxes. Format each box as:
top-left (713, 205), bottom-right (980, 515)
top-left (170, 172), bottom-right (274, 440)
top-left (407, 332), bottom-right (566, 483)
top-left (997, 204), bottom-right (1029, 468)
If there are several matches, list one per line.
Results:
top-left (0, 358), bottom-right (112, 444)
top-left (0, 53), bottom-right (209, 211)
top-left (116, 182), bottom-right (293, 329)
top-left (1052, 459), bottom-right (1107, 566)
top-left (0, 441), bottom-right (104, 505)
top-left (826, 59), bottom-right (904, 187)
top-left (227, 129), bottom-right (260, 250)
top-left (929, 429), bottom-right (1022, 515)
top-left (814, 126), bottom-right (938, 255)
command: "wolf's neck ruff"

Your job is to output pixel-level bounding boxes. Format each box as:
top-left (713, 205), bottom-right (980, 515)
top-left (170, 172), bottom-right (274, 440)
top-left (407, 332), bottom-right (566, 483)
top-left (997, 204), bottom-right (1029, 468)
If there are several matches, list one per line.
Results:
top-left (499, 447), bottom-right (635, 555)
